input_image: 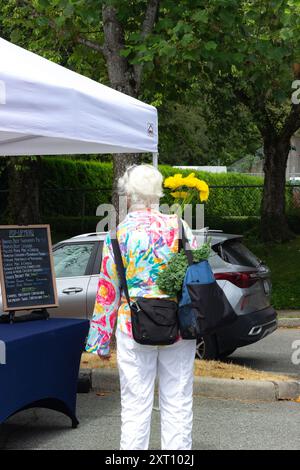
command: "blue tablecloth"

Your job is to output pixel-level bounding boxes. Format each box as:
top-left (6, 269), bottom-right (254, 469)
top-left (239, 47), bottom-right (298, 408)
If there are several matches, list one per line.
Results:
top-left (0, 318), bottom-right (89, 427)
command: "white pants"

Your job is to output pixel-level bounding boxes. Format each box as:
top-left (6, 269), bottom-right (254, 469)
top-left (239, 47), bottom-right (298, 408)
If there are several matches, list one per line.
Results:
top-left (116, 329), bottom-right (196, 450)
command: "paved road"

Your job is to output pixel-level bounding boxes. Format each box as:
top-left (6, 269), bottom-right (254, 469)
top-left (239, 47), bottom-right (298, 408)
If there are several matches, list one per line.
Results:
top-left (229, 328), bottom-right (300, 378)
top-left (1, 327), bottom-right (300, 450)
top-left (1, 392), bottom-right (300, 450)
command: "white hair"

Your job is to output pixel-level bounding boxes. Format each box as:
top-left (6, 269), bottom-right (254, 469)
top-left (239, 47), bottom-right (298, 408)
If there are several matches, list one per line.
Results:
top-left (118, 164), bottom-right (164, 209)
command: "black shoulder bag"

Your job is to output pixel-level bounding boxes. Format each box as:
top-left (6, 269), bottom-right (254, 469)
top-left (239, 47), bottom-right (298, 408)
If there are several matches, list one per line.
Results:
top-left (111, 233), bottom-right (179, 345)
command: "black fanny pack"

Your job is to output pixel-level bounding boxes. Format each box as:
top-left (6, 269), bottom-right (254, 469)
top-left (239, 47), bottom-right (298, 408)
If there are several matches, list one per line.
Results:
top-left (111, 234), bottom-right (179, 346)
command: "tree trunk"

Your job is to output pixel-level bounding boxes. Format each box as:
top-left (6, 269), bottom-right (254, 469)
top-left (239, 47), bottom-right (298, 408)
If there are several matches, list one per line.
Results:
top-left (261, 136), bottom-right (293, 242)
top-left (112, 153), bottom-right (138, 218)
top-left (101, 2), bottom-right (159, 219)
top-left (102, 5), bottom-right (138, 97)
top-left (7, 157), bottom-right (41, 225)
top-left (102, 5), bottom-right (140, 218)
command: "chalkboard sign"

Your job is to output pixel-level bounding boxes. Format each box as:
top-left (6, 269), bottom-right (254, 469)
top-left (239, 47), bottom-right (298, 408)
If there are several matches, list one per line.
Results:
top-left (0, 225), bottom-right (58, 312)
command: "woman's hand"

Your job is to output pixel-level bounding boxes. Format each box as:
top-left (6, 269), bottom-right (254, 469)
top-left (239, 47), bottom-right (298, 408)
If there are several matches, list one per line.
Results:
top-left (98, 353), bottom-right (111, 361)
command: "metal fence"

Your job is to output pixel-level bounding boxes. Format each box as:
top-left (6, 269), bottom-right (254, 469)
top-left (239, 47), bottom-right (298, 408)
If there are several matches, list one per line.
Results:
top-left (0, 187), bottom-right (112, 220)
top-left (1, 184), bottom-right (300, 220)
top-left (210, 184), bottom-right (300, 216)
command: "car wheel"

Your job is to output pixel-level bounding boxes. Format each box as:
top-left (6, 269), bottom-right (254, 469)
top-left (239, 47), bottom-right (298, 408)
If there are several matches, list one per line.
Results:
top-left (196, 334), bottom-right (218, 360)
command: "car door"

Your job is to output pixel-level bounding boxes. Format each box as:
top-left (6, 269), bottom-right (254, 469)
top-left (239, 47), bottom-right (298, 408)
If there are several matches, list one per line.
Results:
top-left (52, 242), bottom-right (96, 319)
top-left (86, 241), bottom-right (104, 317)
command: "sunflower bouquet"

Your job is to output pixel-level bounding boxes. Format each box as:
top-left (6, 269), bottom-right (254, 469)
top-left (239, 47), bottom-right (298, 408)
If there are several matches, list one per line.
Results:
top-left (164, 172), bottom-right (209, 206)
top-left (156, 172), bottom-right (210, 297)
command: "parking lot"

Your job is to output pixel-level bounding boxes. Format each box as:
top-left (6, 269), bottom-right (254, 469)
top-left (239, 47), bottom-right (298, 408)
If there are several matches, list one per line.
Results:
top-left (1, 391), bottom-right (300, 450)
top-left (230, 328), bottom-right (300, 378)
top-left (1, 328), bottom-right (300, 450)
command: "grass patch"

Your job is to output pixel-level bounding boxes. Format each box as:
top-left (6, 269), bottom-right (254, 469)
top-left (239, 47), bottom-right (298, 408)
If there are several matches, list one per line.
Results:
top-left (193, 359), bottom-right (291, 382)
top-left (278, 311), bottom-right (300, 318)
top-left (246, 235), bottom-right (300, 310)
top-left (81, 351), bottom-right (118, 369)
top-left (81, 352), bottom-right (291, 382)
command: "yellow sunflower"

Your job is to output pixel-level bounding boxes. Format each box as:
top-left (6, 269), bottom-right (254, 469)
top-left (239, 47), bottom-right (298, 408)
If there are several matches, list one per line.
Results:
top-left (164, 172), bottom-right (209, 202)
top-left (164, 173), bottom-right (185, 190)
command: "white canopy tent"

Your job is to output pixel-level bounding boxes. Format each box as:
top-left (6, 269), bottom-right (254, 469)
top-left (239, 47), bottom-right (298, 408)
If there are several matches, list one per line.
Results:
top-left (0, 37), bottom-right (158, 164)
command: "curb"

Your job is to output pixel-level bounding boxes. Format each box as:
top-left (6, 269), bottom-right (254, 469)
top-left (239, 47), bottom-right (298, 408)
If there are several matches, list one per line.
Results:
top-left (278, 318), bottom-right (300, 328)
top-left (78, 368), bottom-right (300, 402)
top-left (278, 310), bottom-right (300, 317)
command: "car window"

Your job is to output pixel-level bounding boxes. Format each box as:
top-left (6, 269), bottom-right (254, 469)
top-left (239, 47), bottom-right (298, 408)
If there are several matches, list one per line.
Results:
top-left (53, 243), bottom-right (95, 278)
top-left (193, 234), bottom-right (227, 270)
top-left (208, 251), bottom-right (226, 269)
top-left (214, 240), bottom-right (261, 268)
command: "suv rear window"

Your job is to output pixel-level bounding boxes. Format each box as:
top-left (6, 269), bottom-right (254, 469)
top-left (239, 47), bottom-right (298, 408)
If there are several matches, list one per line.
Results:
top-left (213, 239), bottom-right (261, 268)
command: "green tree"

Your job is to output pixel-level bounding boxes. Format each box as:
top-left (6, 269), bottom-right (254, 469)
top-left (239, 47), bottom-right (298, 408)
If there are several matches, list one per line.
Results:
top-left (158, 99), bottom-right (261, 166)
top-left (2, 0), bottom-right (298, 240)
top-left (139, 0), bottom-right (300, 241)
top-left (0, 0), bottom-right (160, 217)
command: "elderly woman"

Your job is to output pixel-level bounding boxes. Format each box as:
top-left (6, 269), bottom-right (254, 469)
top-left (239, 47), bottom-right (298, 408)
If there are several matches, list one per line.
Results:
top-left (86, 164), bottom-right (197, 450)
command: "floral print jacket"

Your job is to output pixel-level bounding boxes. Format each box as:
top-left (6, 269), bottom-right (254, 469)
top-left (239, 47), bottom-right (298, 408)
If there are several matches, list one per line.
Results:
top-left (86, 209), bottom-right (196, 356)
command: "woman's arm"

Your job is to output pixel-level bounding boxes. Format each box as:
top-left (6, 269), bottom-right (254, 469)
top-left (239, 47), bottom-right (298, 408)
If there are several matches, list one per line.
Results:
top-left (86, 233), bottom-right (121, 357)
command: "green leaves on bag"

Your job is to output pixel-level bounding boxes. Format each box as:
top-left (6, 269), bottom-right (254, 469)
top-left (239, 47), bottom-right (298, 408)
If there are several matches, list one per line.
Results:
top-left (157, 243), bottom-right (211, 297)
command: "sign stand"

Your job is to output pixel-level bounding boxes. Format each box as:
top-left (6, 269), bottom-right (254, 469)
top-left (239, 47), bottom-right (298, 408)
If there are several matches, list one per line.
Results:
top-left (0, 308), bottom-right (50, 324)
top-left (0, 310), bottom-right (15, 324)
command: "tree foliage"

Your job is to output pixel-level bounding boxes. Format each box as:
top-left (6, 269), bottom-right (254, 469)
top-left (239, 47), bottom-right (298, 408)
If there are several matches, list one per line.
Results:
top-left (1, 0), bottom-right (300, 239)
top-left (0, 0), bottom-right (262, 166)
top-left (140, 0), bottom-right (300, 240)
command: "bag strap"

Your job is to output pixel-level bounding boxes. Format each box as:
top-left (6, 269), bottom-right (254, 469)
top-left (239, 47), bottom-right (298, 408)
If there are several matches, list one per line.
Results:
top-left (111, 217), bottom-right (194, 307)
top-left (110, 232), bottom-right (131, 308)
top-left (178, 218), bottom-right (193, 266)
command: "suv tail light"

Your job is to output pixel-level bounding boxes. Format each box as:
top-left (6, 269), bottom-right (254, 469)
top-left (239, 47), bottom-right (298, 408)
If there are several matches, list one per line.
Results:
top-left (214, 271), bottom-right (259, 288)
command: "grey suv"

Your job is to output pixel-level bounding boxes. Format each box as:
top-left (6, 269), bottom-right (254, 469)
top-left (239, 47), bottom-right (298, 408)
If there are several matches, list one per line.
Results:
top-left (49, 230), bottom-right (277, 360)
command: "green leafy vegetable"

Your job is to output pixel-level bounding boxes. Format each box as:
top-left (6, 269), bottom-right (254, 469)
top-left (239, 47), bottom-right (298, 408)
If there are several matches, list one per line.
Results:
top-left (157, 242), bottom-right (211, 297)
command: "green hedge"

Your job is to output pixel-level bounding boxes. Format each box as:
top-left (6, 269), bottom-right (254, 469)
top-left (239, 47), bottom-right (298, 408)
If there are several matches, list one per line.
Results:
top-left (40, 157), bottom-right (113, 189)
top-left (38, 160), bottom-right (265, 237)
top-left (1, 157), bottom-right (299, 236)
top-left (40, 157), bottom-right (113, 217)
top-left (37, 159), bottom-right (265, 220)
top-left (205, 215), bottom-right (260, 234)
top-left (159, 166), bottom-right (264, 218)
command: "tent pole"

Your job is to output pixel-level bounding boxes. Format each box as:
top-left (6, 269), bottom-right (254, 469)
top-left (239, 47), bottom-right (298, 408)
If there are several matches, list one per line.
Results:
top-left (152, 152), bottom-right (158, 167)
